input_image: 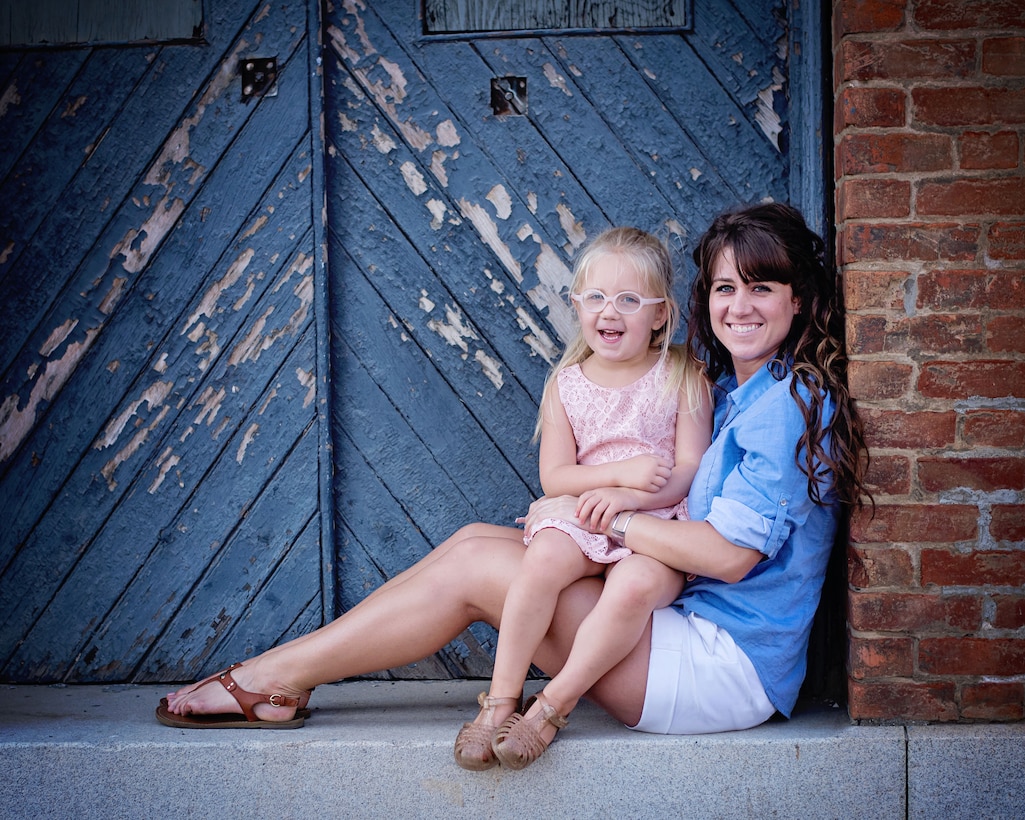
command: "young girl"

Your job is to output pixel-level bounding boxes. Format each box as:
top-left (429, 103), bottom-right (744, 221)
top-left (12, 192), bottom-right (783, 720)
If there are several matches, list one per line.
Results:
top-left (453, 227), bottom-right (712, 771)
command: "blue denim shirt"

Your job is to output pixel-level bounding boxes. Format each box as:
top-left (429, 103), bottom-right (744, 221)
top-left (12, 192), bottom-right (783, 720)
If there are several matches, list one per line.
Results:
top-left (675, 364), bottom-right (839, 717)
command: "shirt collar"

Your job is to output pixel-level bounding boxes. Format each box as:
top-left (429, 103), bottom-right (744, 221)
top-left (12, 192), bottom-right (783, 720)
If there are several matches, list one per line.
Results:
top-left (716, 362), bottom-right (786, 432)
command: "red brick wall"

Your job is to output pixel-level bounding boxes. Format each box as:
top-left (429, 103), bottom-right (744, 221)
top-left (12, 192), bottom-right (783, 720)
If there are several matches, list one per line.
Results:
top-left (833, 0), bottom-right (1025, 722)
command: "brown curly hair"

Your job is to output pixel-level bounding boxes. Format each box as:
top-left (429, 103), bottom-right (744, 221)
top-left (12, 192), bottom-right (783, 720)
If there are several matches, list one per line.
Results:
top-left (687, 203), bottom-right (870, 509)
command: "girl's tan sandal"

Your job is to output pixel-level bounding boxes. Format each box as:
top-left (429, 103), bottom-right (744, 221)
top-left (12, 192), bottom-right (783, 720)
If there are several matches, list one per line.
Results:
top-left (491, 692), bottom-right (568, 770)
top-left (453, 691), bottom-right (522, 770)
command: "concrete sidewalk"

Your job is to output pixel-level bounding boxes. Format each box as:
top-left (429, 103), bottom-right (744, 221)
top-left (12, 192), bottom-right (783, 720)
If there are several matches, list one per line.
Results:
top-left (1, 680), bottom-right (1022, 819)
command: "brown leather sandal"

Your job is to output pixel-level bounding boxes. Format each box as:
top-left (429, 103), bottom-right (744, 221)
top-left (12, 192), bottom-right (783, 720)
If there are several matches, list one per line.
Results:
top-left (453, 691), bottom-right (522, 770)
top-left (491, 692), bottom-right (568, 770)
top-left (155, 663), bottom-right (311, 729)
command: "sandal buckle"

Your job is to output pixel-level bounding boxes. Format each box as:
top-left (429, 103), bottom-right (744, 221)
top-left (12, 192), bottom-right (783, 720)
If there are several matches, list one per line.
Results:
top-left (269, 693), bottom-right (285, 707)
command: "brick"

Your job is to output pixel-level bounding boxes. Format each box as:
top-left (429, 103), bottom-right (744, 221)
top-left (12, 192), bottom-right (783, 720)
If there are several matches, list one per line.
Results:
top-left (917, 269), bottom-right (1013, 311)
top-left (990, 505), bottom-right (1025, 541)
top-left (861, 408), bottom-right (955, 449)
top-left (922, 549), bottom-right (1025, 587)
top-left (848, 314), bottom-right (910, 355)
top-left (848, 359), bottom-right (913, 400)
top-left (962, 410), bottom-right (1025, 449)
top-left (834, 0), bottom-right (906, 35)
top-left (851, 504), bottom-right (978, 544)
top-left (983, 37), bottom-right (1025, 77)
top-left (838, 178), bottom-right (910, 220)
top-left (988, 221), bottom-right (1025, 260)
top-left (919, 637), bottom-right (1025, 676)
top-left (838, 132), bottom-right (951, 175)
top-left (843, 270), bottom-right (910, 311)
top-left (919, 359), bottom-right (1025, 399)
top-left (835, 87), bottom-right (906, 129)
top-left (988, 315), bottom-right (1025, 353)
top-left (986, 272), bottom-right (1025, 310)
top-left (910, 314), bottom-right (985, 354)
top-left (914, 87), bottom-right (1025, 127)
top-left (960, 682), bottom-right (1025, 720)
top-left (842, 223), bottom-right (979, 264)
top-left (920, 457), bottom-right (1025, 493)
top-left (848, 678), bottom-right (958, 721)
top-left (915, 0), bottom-right (1025, 30)
top-left (959, 130), bottom-right (1020, 170)
top-left (991, 594), bottom-right (1025, 630)
top-left (864, 454), bottom-right (912, 496)
top-left (849, 590), bottom-right (981, 632)
top-left (848, 635), bottom-right (915, 678)
top-left (849, 544), bottom-right (916, 588)
top-left (917, 178), bottom-right (1025, 217)
top-left (839, 39), bottom-right (975, 83)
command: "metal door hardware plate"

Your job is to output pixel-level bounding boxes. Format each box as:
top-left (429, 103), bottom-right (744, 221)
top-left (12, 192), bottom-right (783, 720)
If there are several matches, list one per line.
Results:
top-left (491, 77), bottom-right (526, 116)
top-left (241, 57), bottom-right (278, 100)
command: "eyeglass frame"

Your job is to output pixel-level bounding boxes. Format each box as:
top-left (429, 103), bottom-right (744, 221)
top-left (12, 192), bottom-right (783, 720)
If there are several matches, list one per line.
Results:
top-left (570, 288), bottom-right (666, 315)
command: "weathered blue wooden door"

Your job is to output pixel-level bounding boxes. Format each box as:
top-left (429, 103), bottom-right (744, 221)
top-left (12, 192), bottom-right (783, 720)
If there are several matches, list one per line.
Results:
top-left (0, 0), bottom-right (330, 683)
top-left (324, 0), bottom-right (825, 678)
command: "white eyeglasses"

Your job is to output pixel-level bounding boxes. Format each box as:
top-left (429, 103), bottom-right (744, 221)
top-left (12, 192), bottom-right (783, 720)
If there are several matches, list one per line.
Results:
top-left (571, 289), bottom-right (666, 314)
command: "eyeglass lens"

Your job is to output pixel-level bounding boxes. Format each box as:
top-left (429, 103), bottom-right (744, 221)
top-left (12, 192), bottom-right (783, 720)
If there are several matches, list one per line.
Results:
top-left (575, 290), bottom-right (649, 314)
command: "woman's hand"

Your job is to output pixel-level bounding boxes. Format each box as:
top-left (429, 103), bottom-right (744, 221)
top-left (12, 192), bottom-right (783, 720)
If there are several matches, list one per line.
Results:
top-left (518, 495), bottom-right (581, 533)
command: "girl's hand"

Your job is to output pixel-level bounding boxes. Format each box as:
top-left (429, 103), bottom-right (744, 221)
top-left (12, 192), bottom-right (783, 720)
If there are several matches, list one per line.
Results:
top-left (618, 454), bottom-right (672, 492)
top-left (576, 487), bottom-right (635, 532)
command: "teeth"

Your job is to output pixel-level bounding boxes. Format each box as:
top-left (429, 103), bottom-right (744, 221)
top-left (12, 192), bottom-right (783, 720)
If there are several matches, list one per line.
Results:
top-left (729, 324), bottom-right (760, 334)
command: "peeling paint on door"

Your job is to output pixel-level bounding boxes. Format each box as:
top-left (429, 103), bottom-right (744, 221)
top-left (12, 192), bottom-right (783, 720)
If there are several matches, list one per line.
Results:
top-left (0, 327), bottom-right (101, 461)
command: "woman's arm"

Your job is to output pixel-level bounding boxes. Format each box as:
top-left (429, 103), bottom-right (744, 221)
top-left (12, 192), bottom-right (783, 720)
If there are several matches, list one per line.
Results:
top-left (616, 513), bottom-right (761, 584)
top-left (538, 387), bottom-right (671, 496)
top-left (523, 495), bottom-right (761, 584)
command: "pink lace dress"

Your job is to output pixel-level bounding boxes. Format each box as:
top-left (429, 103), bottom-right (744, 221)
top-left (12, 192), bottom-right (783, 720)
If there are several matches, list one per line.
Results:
top-left (524, 360), bottom-right (689, 563)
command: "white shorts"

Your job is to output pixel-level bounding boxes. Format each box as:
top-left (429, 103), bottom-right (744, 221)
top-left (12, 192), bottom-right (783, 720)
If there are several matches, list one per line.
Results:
top-left (629, 608), bottom-right (775, 734)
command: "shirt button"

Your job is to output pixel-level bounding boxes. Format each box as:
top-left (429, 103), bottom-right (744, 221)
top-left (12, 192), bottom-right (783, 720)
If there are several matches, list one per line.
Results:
top-left (780, 498), bottom-right (787, 506)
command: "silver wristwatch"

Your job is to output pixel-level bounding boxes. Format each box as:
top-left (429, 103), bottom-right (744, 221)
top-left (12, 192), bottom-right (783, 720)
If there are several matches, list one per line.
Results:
top-left (611, 511), bottom-right (636, 541)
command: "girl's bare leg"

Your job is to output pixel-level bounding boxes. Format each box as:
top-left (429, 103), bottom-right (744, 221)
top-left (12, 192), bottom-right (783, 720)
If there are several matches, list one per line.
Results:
top-left (460, 529), bottom-right (602, 734)
top-left (522, 554), bottom-right (683, 739)
top-left (488, 530), bottom-right (602, 698)
top-left (165, 523), bottom-right (524, 721)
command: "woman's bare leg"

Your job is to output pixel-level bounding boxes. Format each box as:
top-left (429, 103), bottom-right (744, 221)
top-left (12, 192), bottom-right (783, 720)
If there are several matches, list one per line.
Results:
top-left (165, 523), bottom-right (653, 727)
top-left (165, 523), bottom-right (524, 721)
top-left (255, 522), bottom-right (513, 656)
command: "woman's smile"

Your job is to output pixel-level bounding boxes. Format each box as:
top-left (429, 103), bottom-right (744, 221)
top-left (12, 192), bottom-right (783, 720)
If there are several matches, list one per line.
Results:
top-left (709, 248), bottom-right (800, 384)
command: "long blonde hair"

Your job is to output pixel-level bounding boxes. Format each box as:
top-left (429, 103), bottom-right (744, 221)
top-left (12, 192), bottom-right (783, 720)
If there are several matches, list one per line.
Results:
top-left (535, 227), bottom-right (707, 440)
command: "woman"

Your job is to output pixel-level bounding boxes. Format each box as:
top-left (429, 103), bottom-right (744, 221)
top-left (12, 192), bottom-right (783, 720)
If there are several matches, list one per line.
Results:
top-left (159, 203), bottom-right (868, 746)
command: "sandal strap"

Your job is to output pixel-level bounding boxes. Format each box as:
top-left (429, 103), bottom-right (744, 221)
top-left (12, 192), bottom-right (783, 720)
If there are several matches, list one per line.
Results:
top-left (477, 691), bottom-right (522, 710)
top-left (534, 695), bottom-right (568, 730)
top-left (217, 663), bottom-right (302, 722)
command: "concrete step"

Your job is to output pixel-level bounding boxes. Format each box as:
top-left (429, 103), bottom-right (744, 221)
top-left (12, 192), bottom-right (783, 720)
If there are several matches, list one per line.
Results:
top-left (1, 680), bottom-right (1022, 819)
